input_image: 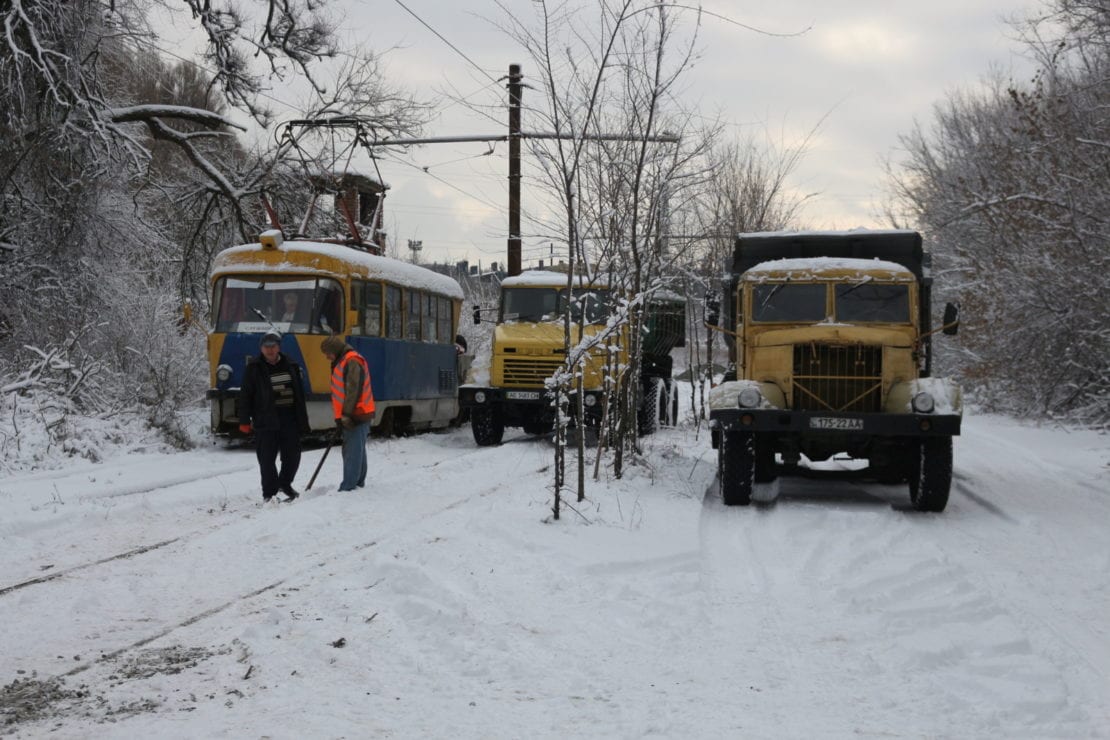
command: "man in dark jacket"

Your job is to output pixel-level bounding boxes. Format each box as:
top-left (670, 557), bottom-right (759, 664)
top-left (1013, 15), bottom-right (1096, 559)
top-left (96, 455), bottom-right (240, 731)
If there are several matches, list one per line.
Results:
top-left (239, 329), bottom-right (310, 502)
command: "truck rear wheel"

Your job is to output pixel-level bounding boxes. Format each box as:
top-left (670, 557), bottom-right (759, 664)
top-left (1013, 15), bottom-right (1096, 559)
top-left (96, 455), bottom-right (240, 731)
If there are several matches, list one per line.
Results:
top-left (637, 378), bottom-right (662, 436)
top-left (522, 418), bottom-right (553, 436)
top-left (471, 407), bottom-right (505, 446)
top-left (909, 436), bottom-right (952, 512)
top-left (719, 431), bottom-right (754, 506)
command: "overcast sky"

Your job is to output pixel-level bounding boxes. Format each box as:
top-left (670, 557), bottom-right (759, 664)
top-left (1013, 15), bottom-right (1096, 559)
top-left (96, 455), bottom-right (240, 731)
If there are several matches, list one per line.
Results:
top-left (305, 0), bottom-right (1043, 268)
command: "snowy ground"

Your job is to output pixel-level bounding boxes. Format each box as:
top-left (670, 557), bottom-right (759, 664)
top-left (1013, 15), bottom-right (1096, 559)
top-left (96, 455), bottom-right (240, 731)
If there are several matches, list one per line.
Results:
top-left (0, 411), bottom-right (1108, 738)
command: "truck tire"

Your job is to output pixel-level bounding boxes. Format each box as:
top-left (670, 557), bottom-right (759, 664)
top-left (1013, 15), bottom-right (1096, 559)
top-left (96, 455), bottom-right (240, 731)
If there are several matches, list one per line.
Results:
top-left (471, 407), bottom-right (505, 446)
top-left (909, 436), bottom-right (952, 512)
top-left (719, 431), bottom-right (754, 506)
top-left (637, 378), bottom-right (662, 436)
top-left (522, 418), bottom-right (553, 436)
top-left (754, 438), bottom-right (777, 483)
top-left (660, 379), bottom-right (678, 426)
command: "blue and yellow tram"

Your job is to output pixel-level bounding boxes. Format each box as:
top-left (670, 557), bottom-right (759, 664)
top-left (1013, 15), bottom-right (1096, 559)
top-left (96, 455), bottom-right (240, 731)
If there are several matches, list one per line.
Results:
top-left (207, 230), bottom-right (464, 435)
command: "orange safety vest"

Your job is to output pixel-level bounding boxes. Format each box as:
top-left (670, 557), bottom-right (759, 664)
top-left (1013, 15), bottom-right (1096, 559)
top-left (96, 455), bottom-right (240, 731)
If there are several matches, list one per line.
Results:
top-left (330, 350), bottom-right (375, 418)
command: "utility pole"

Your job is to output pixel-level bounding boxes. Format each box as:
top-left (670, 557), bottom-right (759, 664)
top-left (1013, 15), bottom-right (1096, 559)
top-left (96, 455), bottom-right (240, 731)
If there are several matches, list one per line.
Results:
top-left (507, 64), bottom-right (523, 277)
top-left (363, 64), bottom-right (679, 277)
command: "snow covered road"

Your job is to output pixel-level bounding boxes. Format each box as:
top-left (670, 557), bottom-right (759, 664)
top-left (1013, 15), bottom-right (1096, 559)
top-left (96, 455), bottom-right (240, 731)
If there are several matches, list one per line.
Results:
top-left (0, 414), bottom-right (1107, 737)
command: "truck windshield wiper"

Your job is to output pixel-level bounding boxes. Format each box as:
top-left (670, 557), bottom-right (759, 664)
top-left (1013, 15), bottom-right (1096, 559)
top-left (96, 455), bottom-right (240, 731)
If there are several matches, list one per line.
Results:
top-left (839, 277), bottom-right (873, 298)
top-left (760, 283), bottom-right (784, 308)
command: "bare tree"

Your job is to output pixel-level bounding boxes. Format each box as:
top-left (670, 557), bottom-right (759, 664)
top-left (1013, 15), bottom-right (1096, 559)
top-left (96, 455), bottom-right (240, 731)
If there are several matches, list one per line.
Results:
top-left (495, 0), bottom-right (718, 515)
top-left (887, 2), bottom-right (1110, 428)
top-left (0, 0), bottom-right (426, 446)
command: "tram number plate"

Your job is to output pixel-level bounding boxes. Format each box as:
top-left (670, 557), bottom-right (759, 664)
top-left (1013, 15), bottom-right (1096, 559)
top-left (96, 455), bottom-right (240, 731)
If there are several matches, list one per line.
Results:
top-left (809, 416), bottom-right (864, 431)
top-left (506, 390), bottom-right (541, 401)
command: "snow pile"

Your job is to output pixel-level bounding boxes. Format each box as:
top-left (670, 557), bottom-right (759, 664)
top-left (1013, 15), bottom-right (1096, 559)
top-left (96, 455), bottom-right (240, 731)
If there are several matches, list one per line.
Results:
top-left (0, 388), bottom-right (209, 474)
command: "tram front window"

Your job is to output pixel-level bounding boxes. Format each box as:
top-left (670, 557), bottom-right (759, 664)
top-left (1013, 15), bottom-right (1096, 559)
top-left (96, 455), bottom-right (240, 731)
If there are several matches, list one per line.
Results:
top-left (213, 276), bottom-right (343, 334)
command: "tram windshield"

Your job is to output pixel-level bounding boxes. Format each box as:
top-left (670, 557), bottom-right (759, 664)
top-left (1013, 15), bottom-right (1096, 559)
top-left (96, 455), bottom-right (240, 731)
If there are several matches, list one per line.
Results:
top-left (501, 287), bottom-right (611, 324)
top-left (213, 275), bottom-right (343, 334)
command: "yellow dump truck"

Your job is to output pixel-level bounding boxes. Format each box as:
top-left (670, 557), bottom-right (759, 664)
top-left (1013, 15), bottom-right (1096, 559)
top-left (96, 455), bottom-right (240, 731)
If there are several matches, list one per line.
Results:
top-left (708, 230), bottom-right (962, 511)
top-left (459, 270), bottom-right (684, 446)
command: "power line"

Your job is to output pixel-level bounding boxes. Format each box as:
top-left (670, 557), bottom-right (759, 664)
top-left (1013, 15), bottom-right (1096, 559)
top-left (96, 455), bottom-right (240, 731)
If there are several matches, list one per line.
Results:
top-left (390, 0), bottom-right (502, 86)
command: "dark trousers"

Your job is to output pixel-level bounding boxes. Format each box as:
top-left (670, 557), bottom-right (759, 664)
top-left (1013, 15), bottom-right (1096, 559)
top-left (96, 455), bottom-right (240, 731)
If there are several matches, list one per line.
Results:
top-left (255, 422), bottom-right (301, 496)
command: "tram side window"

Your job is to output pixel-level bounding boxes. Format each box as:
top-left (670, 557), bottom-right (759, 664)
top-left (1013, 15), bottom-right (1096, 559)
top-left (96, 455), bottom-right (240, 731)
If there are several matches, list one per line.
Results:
top-left (437, 297), bottom-right (452, 343)
top-left (353, 281), bottom-right (382, 337)
top-left (407, 289), bottom-right (422, 341)
top-left (423, 293), bottom-right (436, 343)
top-left (385, 285), bottom-right (403, 339)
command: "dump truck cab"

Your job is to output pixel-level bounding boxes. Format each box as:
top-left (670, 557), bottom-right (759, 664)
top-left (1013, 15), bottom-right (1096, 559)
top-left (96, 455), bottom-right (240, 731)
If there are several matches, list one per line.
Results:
top-left (459, 271), bottom-right (614, 445)
top-left (709, 230), bottom-right (962, 511)
top-left (460, 269), bottom-right (686, 446)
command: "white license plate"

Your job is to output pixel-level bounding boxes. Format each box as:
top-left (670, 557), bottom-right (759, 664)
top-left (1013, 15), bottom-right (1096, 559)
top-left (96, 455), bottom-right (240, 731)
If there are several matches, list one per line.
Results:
top-left (809, 416), bottom-right (864, 431)
top-left (506, 390), bottom-right (541, 400)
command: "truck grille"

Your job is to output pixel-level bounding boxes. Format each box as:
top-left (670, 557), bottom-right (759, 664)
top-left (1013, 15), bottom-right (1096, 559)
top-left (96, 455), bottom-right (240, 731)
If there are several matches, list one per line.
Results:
top-left (501, 358), bottom-right (563, 386)
top-left (792, 344), bottom-right (882, 413)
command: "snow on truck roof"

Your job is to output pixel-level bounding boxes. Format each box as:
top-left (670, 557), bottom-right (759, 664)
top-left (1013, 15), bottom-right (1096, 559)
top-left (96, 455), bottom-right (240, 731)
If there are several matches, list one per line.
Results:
top-left (743, 256), bottom-right (915, 281)
top-left (737, 228), bottom-right (919, 240)
top-left (501, 270), bottom-right (607, 289)
top-left (212, 239), bottom-right (463, 299)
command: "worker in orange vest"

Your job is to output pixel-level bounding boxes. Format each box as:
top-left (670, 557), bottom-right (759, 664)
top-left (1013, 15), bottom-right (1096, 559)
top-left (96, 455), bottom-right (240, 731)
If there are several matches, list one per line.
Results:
top-left (321, 335), bottom-right (375, 491)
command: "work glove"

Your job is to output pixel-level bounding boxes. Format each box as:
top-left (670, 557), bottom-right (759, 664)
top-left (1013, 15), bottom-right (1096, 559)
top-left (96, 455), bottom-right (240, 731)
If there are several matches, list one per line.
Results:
top-left (238, 423), bottom-right (252, 435)
top-left (340, 415), bottom-right (355, 430)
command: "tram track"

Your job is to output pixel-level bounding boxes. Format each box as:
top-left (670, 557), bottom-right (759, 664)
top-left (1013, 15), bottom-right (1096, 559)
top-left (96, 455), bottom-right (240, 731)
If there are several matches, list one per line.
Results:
top-left (0, 441), bottom-right (500, 604)
top-left (27, 465), bottom-right (527, 697)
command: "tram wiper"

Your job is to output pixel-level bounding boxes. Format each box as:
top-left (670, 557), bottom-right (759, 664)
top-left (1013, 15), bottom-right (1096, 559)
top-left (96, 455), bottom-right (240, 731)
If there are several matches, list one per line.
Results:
top-left (250, 306), bottom-right (281, 335)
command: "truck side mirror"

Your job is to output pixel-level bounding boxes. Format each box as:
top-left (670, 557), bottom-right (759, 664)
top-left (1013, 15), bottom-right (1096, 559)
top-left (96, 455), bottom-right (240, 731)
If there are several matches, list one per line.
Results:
top-left (704, 292), bottom-right (720, 326)
top-left (473, 304), bottom-right (481, 325)
top-left (942, 302), bottom-right (960, 335)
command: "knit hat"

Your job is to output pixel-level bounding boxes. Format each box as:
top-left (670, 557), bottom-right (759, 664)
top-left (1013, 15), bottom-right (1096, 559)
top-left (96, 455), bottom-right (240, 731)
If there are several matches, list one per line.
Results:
top-left (320, 334), bottom-right (346, 356)
top-left (260, 329), bottom-right (282, 347)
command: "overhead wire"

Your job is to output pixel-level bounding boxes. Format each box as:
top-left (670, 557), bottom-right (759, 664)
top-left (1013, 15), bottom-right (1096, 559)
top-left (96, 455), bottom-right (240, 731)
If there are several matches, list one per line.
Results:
top-left (389, 0), bottom-right (502, 87)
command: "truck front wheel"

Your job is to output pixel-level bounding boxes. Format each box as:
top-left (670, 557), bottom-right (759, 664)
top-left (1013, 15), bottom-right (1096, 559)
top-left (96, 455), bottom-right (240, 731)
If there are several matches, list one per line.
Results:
top-left (719, 431), bottom-right (755, 506)
top-left (471, 407), bottom-right (505, 446)
top-left (908, 436), bottom-right (952, 512)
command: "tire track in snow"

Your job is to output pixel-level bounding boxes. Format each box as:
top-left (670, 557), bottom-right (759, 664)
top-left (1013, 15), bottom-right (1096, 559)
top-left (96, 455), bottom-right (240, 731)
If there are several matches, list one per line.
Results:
top-left (696, 474), bottom-right (1088, 735)
top-left (951, 473), bottom-right (1017, 522)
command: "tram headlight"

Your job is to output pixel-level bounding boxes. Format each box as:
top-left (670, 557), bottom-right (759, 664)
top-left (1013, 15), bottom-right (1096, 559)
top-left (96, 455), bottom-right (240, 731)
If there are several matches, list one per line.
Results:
top-left (737, 387), bottom-right (763, 409)
top-left (911, 391), bottom-right (935, 414)
top-left (216, 364), bottom-right (232, 384)
top-left (474, 391), bottom-right (487, 404)
top-left (584, 393), bottom-right (598, 407)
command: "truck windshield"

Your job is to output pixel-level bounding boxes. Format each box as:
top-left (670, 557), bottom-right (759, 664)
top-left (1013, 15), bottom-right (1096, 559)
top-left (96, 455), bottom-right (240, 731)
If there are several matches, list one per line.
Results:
top-left (835, 284), bottom-right (910, 323)
top-left (501, 287), bottom-right (611, 324)
top-left (751, 283), bottom-right (826, 322)
top-left (213, 275), bottom-right (343, 334)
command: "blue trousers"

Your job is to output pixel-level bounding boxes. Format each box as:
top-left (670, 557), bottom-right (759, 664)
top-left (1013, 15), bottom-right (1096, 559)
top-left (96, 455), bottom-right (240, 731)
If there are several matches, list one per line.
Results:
top-left (339, 420), bottom-right (370, 491)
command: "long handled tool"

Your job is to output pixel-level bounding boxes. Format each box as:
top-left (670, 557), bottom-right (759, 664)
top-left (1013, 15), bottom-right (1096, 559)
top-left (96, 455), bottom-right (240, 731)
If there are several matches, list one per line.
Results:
top-left (306, 432), bottom-right (339, 490)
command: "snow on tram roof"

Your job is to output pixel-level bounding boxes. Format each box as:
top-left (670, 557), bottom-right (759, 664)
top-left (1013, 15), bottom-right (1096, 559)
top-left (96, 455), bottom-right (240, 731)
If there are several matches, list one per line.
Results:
top-left (213, 239), bottom-right (463, 299)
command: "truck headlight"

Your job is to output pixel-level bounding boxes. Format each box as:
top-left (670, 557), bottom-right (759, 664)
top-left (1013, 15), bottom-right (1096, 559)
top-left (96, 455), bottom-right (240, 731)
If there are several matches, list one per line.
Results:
top-left (912, 392), bottom-right (935, 413)
top-left (216, 364), bottom-right (232, 383)
top-left (738, 388), bottom-right (762, 409)
top-left (474, 391), bottom-right (487, 404)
